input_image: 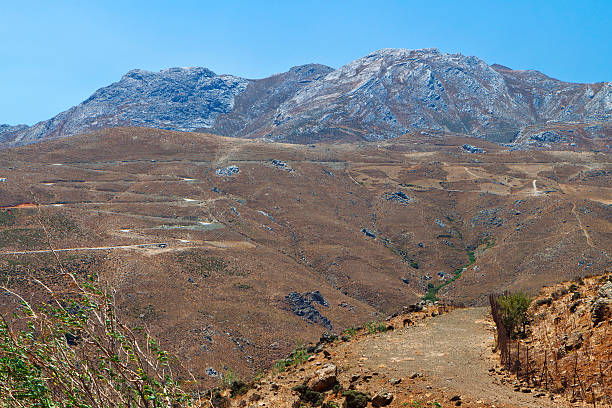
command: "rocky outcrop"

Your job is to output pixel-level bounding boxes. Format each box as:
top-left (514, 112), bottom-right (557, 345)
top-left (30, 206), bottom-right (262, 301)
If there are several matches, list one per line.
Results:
top-left (371, 390), bottom-right (394, 407)
top-left (0, 124), bottom-right (28, 144)
top-left (592, 281), bottom-right (612, 325)
top-left (286, 291), bottom-right (332, 329)
top-left (264, 49), bottom-right (611, 143)
top-left (210, 64), bottom-right (334, 138)
top-left (2, 48), bottom-right (610, 147)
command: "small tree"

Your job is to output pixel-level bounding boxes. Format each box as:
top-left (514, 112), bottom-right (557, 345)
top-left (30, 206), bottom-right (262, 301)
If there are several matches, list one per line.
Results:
top-left (497, 292), bottom-right (531, 339)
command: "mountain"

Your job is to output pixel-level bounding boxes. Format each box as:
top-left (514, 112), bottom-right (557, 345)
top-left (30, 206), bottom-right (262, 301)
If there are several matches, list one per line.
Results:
top-left (1, 67), bottom-right (249, 147)
top-left (0, 124), bottom-right (29, 144)
top-left (2, 48), bottom-right (610, 147)
top-left (262, 49), bottom-right (611, 143)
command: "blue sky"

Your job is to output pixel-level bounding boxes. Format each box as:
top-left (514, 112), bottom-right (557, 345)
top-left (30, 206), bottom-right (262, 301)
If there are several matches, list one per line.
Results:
top-left (1, 0), bottom-right (610, 125)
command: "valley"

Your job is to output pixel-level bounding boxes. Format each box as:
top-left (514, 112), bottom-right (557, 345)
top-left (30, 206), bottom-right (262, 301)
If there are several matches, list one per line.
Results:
top-left (0, 127), bottom-right (609, 385)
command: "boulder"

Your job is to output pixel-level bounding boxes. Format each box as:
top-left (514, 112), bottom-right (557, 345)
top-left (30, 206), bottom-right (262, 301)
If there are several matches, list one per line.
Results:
top-left (591, 298), bottom-right (612, 325)
top-left (307, 363), bottom-right (337, 392)
top-left (598, 281), bottom-right (612, 298)
top-left (371, 391), bottom-right (394, 407)
top-left (563, 332), bottom-right (583, 351)
top-left (591, 281), bottom-right (612, 325)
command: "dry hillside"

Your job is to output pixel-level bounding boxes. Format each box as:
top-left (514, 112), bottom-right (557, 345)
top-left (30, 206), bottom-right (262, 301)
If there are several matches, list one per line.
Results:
top-left (0, 127), bottom-right (609, 384)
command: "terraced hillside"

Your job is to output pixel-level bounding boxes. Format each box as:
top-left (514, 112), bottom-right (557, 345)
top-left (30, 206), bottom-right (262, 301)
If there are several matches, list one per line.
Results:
top-left (0, 127), bottom-right (609, 383)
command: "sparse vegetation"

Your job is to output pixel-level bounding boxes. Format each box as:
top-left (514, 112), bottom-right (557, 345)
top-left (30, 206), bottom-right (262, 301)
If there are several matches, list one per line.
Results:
top-left (364, 320), bottom-right (387, 334)
top-left (41, 213), bottom-right (80, 236)
top-left (176, 250), bottom-right (227, 277)
top-left (342, 327), bottom-right (358, 338)
top-left (221, 367), bottom-right (249, 397)
top-left (0, 228), bottom-right (45, 248)
top-left (0, 210), bottom-right (15, 226)
top-left (292, 384), bottom-right (324, 406)
top-left (342, 390), bottom-right (369, 408)
top-left (274, 345), bottom-right (311, 373)
top-left (423, 248), bottom-right (478, 301)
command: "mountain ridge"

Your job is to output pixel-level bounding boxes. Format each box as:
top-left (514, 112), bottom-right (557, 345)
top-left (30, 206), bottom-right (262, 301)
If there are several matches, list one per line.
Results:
top-left (1, 48), bottom-right (610, 147)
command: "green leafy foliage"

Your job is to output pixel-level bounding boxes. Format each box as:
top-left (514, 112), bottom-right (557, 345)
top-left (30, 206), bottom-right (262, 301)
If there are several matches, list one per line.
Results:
top-left (0, 274), bottom-right (193, 408)
top-left (423, 248), bottom-right (478, 301)
top-left (342, 327), bottom-right (358, 338)
top-left (497, 292), bottom-right (532, 339)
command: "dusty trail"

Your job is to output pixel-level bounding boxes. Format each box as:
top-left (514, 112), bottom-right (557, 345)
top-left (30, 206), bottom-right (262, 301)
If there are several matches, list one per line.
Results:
top-left (532, 179), bottom-right (539, 195)
top-left (0, 242), bottom-right (169, 255)
top-left (344, 308), bottom-right (561, 407)
top-left (463, 166), bottom-right (481, 179)
top-left (571, 202), bottom-right (594, 248)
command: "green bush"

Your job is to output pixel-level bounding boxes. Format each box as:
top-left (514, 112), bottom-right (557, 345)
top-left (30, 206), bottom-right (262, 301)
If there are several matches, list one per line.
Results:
top-left (292, 384), bottom-right (323, 406)
top-left (364, 320), bottom-right (387, 334)
top-left (342, 390), bottom-right (369, 408)
top-left (342, 327), bottom-right (357, 338)
top-left (497, 292), bottom-right (531, 339)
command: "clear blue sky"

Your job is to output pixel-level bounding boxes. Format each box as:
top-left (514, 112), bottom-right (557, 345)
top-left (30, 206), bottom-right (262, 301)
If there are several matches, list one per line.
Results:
top-left (1, 0), bottom-right (610, 125)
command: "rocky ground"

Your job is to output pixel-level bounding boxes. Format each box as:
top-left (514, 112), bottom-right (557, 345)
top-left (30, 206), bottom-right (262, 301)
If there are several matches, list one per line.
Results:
top-left (0, 128), bottom-right (609, 384)
top-left (224, 305), bottom-right (567, 408)
top-left (222, 275), bottom-right (612, 407)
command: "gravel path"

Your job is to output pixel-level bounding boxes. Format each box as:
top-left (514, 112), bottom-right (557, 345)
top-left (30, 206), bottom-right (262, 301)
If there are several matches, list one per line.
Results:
top-left (350, 307), bottom-right (562, 407)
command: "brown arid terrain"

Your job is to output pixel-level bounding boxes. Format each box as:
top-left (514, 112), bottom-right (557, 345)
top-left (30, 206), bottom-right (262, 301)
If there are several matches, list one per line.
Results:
top-left (0, 127), bottom-right (610, 385)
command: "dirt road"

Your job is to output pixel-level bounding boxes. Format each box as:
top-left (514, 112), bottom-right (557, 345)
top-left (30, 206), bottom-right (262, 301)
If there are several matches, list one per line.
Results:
top-left (346, 307), bottom-right (563, 407)
top-left (0, 243), bottom-right (168, 255)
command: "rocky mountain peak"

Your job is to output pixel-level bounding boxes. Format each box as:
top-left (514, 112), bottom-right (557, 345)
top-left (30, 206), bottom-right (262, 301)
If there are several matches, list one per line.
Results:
top-left (121, 66), bottom-right (217, 82)
top-left (1, 49), bottom-right (610, 148)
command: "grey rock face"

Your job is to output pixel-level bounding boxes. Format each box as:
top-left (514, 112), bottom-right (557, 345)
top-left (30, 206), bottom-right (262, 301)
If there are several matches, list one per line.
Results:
top-left (267, 49), bottom-right (610, 143)
top-left (0, 124), bottom-right (28, 144)
top-left (215, 165), bottom-right (240, 177)
top-left (591, 281), bottom-right (612, 325)
top-left (210, 63), bottom-right (334, 138)
top-left (2, 48), bottom-right (610, 147)
top-left (4, 67), bottom-right (248, 147)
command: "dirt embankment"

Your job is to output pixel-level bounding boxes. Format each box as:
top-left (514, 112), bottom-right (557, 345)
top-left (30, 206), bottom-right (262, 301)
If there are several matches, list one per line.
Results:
top-left (505, 275), bottom-right (612, 406)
